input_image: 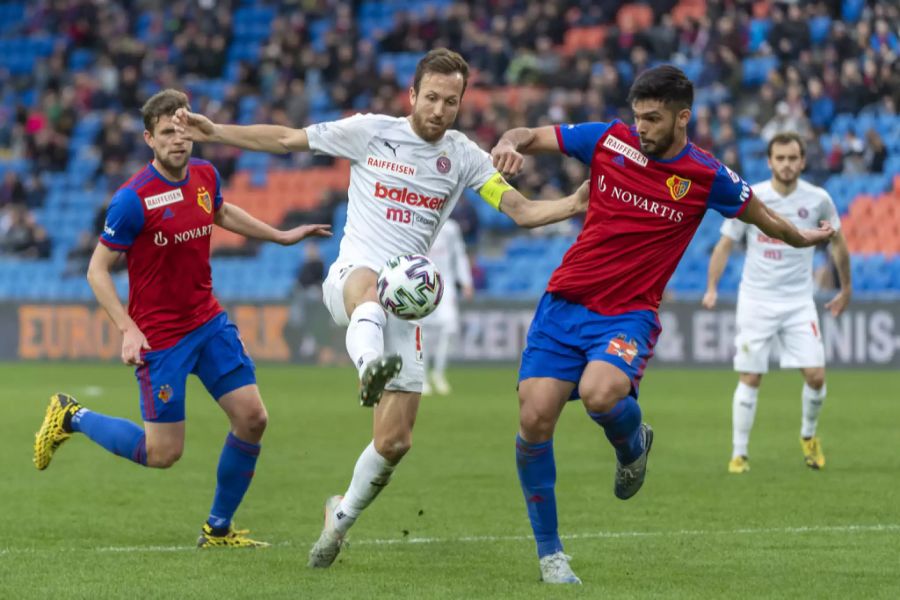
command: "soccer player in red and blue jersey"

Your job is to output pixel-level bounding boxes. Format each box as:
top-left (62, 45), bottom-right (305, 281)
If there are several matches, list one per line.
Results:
top-left (491, 66), bottom-right (835, 584)
top-left (32, 89), bottom-right (330, 547)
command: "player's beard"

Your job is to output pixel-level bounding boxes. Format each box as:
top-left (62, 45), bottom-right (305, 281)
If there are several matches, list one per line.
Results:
top-left (411, 110), bottom-right (448, 143)
top-left (773, 169), bottom-right (799, 187)
top-left (640, 126), bottom-right (676, 159)
top-left (159, 150), bottom-right (190, 174)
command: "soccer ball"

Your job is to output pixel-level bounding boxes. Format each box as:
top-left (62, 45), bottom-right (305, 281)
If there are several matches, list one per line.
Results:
top-left (377, 254), bottom-right (444, 320)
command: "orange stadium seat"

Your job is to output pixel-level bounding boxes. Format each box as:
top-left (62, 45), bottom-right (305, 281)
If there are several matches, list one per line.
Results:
top-left (563, 26), bottom-right (606, 55)
top-left (617, 4), bottom-right (654, 32)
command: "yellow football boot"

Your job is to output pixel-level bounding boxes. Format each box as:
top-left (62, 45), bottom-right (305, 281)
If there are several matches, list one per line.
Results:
top-left (33, 393), bottom-right (81, 470)
top-left (728, 455), bottom-right (750, 474)
top-left (197, 523), bottom-right (270, 548)
top-left (800, 437), bottom-right (825, 470)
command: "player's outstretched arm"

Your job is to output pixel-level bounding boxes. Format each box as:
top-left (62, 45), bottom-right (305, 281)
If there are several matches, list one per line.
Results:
top-left (172, 108), bottom-right (310, 154)
top-left (214, 202), bottom-right (332, 245)
top-left (825, 231), bottom-right (852, 316)
top-left (87, 244), bottom-right (150, 365)
top-left (491, 126), bottom-right (561, 177)
top-left (702, 236), bottom-right (734, 309)
top-left (739, 195), bottom-right (835, 248)
top-left (493, 178), bottom-right (589, 229)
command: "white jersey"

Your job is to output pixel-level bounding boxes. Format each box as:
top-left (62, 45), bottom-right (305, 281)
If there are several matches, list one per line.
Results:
top-left (721, 178), bottom-right (841, 302)
top-left (428, 219), bottom-right (471, 311)
top-left (306, 113), bottom-right (497, 270)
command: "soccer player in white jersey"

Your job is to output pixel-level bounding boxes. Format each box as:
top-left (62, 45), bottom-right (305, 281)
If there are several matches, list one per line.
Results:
top-left (422, 218), bottom-right (472, 395)
top-left (702, 132), bottom-right (852, 473)
top-left (173, 48), bottom-right (588, 567)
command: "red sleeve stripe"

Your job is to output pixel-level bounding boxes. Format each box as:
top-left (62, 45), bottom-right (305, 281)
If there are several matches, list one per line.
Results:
top-left (734, 197), bottom-right (751, 218)
top-left (554, 125), bottom-right (567, 155)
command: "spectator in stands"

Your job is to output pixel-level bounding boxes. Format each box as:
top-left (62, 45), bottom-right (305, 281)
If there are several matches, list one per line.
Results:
top-left (0, 204), bottom-right (49, 258)
top-left (297, 242), bottom-right (325, 292)
top-left (864, 129), bottom-right (888, 173)
top-left (761, 101), bottom-right (811, 143)
top-left (0, 171), bottom-right (27, 208)
top-left (841, 131), bottom-right (867, 175)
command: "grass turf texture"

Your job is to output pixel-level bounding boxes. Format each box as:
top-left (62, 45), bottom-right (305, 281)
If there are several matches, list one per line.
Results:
top-left (1, 363), bottom-right (897, 599)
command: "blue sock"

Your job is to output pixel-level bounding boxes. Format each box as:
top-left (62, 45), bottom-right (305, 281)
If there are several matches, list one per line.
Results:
top-left (589, 395), bottom-right (643, 464)
top-left (207, 433), bottom-right (261, 530)
top-left (71, 409), bottom-right (147, 465)
top-left (516, 435), bottom-right (562, 558)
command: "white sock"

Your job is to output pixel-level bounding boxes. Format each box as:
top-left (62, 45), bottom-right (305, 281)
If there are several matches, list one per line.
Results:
top-left (801, 383), bottom-right (826, 438)
top-left (346, 302), bottom-right (386, 379)
top-left (335, 441), bottom-right (395, 534)
top-left (732, 381), bottom-right (759, 458)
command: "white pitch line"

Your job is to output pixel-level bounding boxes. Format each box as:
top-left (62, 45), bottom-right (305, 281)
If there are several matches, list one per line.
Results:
top-left (351, 523), bottom-right (900, 546)
top-left (0, 524), bottom-right (896, 555)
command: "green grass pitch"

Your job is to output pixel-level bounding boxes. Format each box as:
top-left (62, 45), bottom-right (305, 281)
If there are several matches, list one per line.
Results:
top-left (1, 363), bottom-right (897, 599)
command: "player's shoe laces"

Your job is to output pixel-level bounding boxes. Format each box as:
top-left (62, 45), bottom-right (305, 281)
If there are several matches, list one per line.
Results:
top-left (614, 423), bottom-right (653, 500)
top-left (728, 455), bottom-right (750, 474)
top-left (196, 523), bottom-right (270, 548)
top-left (359, 354), bottom-right (403, 407)
top-left (432, 373), bottom-right (451, 395)
top-left (800, 436), bottom-right (825, 470)
top-left (33, 393), bottom-right (81, 470)
top-left (539, 552), bottom-right (582, 584)
top-left (308, 495), bottom-right (347, 568)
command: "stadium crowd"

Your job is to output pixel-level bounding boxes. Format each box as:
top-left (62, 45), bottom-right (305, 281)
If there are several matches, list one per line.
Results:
top-left (0, 0), bottom-right (898, 285)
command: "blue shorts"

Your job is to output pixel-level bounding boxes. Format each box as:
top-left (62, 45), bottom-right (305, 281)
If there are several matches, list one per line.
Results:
top-left (134, 312), bottom-right (256, 423)
top-left (518, 293), bottom-right (661, 400)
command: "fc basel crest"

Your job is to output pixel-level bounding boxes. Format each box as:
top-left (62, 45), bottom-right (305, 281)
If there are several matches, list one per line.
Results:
top-left (197, 186), bottom-right (212, 213)
top-left (665, 175), bottom-right (691, 201)
top-left (158, 384), bottom-right (173, 403)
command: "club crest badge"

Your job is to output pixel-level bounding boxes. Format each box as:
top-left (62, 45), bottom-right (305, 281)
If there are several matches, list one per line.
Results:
top-left (666, 175), bottom-right (691, 201)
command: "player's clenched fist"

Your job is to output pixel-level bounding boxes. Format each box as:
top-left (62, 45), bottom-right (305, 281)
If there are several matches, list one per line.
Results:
top-left (490, 139), bottom-right (524, 178)
top-left (121, 324), bottom-right (151, 366)
top-left (701, 289), bottom-right (717, 309)
top-left (172, 108), bottom-right (216, 142)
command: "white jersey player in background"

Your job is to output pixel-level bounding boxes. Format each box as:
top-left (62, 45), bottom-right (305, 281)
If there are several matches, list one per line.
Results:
top-left (703, 132), bottom-right (852, 473)
top-left (422, 218), bottom-right (472, 395)
top-left (173, 49), bottom-right (588, 568)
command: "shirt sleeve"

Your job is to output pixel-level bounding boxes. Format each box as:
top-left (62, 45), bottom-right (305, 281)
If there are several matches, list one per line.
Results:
top-left (305, 113), bottom-right (373, 162)
top-left (99, 188), bottom-right (144, 250)
top-left (212, 166), bottom-right (224, 211)
top-left (720, 216), bottom-right (749, 242)
top-left (820, 191), bottom-right (842, 231)
top-left (463, 138), bottom-right (498, 191)
top-left (707, 163), bottom-right (752, 218)
top-left (555, 122), bottom-right (612, 165)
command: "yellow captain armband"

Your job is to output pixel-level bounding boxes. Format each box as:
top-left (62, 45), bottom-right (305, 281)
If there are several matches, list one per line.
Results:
top-left (478, 172), bottom-right (514, 211)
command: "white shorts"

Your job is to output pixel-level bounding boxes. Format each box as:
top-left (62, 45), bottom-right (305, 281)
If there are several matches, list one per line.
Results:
top-left (733, 296), bottom-right (825, 373)
top-left (322, 261), bottom-right (425, 392)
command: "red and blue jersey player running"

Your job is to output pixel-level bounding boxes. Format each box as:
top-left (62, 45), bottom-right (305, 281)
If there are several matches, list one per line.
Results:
top-left (33, 89), bottom-right (330, 548)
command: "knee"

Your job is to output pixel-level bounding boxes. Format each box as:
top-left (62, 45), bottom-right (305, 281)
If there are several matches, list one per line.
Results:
top-left (243, 406), bottom-right (269, 438)
top-left (739, 373), bottom-right (762, 388)
top-left (146, 445), bottom-right (182, 469)
top-left (579, 380), bottom-right (629, 414)
top-left (374, 436), bottom-right (412, 462)
top-left (518, 397), bottom-right (557, 442)
top-left (805, 371), bottom-right (826, 391)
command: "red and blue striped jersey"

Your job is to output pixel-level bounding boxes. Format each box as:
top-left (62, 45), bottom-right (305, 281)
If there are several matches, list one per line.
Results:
top-left (99, 159), bottom-right (224, 349)
top-left (550, 120), bottom-right (751, 315)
